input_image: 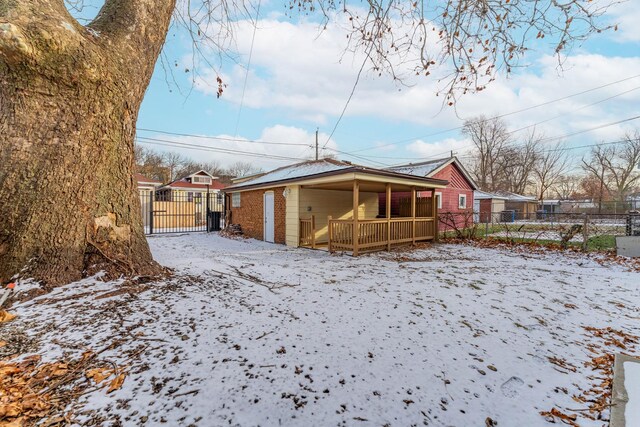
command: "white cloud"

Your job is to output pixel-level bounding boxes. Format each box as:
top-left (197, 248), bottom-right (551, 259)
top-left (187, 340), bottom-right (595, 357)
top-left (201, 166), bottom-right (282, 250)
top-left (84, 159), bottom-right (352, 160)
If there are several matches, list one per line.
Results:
top-left (606, 2), bottom-right (640, 42)
top-left (181, 12), bottom-right (640, 169)
top-left (407, 137), bottom-right (472, 160)
top-left (195, 17), bottom-right (640, 136)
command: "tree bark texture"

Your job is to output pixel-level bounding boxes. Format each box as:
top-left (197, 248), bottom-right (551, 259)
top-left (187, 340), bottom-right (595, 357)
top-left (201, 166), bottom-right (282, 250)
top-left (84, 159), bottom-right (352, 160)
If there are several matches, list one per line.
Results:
top-left (0, 0), bottom-right (176, 285)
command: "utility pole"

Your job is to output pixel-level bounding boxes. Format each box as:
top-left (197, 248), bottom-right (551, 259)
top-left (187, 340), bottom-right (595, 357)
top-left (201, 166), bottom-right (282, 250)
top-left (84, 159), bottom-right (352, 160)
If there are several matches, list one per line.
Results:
top-left (315, 128), bottom-right (319, 161)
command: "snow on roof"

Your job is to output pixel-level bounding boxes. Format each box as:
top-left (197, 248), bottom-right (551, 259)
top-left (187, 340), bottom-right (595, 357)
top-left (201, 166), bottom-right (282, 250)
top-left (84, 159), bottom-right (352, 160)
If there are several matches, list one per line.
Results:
top-left (229, 159), bottom-right (353, 188)
top-left (474, 190), bottom-right (503, 200)
top-left (492, 190), bottom-right (537, 202)
top-left (474, 190), bottom-right (537, 201)
top-left (387, 158), bottom-right (451, 177)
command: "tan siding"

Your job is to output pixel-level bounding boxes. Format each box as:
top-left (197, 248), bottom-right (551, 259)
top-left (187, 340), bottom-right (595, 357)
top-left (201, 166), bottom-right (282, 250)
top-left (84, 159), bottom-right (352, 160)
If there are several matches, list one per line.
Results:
top-left (285, 186), bottom-right (300, 247)
top-left (298, 189), bottom-right (379, 243)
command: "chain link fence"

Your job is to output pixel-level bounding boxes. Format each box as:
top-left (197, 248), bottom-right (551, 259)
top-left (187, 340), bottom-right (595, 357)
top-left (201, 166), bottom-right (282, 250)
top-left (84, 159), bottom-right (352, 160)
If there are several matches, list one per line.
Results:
top-left (439, 211), bottom-right (640, 251)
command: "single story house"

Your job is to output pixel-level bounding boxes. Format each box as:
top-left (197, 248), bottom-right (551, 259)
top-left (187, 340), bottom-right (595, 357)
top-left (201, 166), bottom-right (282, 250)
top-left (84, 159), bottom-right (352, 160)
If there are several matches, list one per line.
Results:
top-left (495, 191), bottom-right (539, 219)
top-left (383, 157), bottom-right (478, 230)
top-left (539, 199), bottom-right (562, 214)
top-left (224, 159), bottom-right (448, 255)
top-left (474, 190), bottom-right (537, 221)
top-left (135, 173), bottom-right (162, 196)
top-left (474, 190), bottom-right (509, 223)
top-left (156, 170), bottom-right (225, 203)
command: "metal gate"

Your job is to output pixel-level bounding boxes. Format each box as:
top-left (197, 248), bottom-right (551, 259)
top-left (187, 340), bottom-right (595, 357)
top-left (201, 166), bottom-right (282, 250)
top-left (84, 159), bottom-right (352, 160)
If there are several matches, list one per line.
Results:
top-left (140, 190), bottom-right (225, 235)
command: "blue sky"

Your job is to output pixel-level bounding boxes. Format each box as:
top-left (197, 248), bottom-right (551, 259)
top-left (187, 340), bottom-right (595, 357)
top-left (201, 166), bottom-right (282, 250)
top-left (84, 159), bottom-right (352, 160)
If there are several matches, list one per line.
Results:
top-left (86, 1), bottom-right (640, 172)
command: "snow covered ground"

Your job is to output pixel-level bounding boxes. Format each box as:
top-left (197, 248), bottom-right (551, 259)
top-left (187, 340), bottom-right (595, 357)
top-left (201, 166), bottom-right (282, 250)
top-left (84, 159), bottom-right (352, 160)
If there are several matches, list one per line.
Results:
top-left (3, 234), bottom-right (640, 426)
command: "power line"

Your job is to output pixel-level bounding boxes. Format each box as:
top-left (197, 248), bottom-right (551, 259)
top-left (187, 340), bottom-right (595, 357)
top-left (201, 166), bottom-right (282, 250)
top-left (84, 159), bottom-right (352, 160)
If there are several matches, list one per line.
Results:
top-left (321, 53), bottom-right (369, 150)
top-left (397, 110), bottom-right (640, 164)
top-left (344, 73), bottom-right (640, 155)
top-left (322, 2), bottom-right (393, 150)
top-left (233, 0), bottom-right (261, 138)
top-left (136, 136), bottom-right (309, 161)
top-left (137, 127), bottom-right (310, 146)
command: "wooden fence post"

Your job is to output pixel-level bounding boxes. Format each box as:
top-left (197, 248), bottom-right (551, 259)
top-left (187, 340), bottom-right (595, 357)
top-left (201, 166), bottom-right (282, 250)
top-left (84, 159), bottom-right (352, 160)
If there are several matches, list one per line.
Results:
top-left (582, 213), bottom-right (589, 252)
top-left (311, 215), bottom-right (316, 249)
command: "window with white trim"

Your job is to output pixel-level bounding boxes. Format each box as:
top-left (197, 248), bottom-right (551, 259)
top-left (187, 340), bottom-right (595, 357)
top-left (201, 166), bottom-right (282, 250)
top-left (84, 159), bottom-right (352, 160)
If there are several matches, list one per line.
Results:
top-left (192, 176), bottom-right (212, 184)
top-left (458, 194), bottom-right (467, 209)
top-left (435, 192), bottom-right (442, 209)
top-left (232, 192), bottom-right (241, 208)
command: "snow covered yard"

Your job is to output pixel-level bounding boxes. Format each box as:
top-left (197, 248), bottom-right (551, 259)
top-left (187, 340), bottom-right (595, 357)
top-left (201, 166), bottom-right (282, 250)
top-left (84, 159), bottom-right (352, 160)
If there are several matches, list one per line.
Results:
top-left (2, 234), bottom-right (640, 426)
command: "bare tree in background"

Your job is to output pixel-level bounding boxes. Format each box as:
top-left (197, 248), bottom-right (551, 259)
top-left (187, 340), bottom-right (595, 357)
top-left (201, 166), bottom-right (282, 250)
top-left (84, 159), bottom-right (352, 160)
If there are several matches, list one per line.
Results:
top-left (601, 131), bottom-right (640, 202)
top-left (582, 146), bottom-right (614, 213)
top-left (463, 116), bottom-right (510, 191)
top-left (553, 175), bottom-right (582, 200)
top-left (498, 130), bottom-right (541, 194)
top-left (534, 143), bottom-right (569, 201)
top-left (0, 0), bottom-right (618, 285)
top-left (226, 161), bottom-right (263, 178)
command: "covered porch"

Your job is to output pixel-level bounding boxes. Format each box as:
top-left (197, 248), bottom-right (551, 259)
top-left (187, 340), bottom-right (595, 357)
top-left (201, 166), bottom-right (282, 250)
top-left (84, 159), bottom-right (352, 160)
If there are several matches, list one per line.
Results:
top-left (294, 175), bottom-right (444, 255)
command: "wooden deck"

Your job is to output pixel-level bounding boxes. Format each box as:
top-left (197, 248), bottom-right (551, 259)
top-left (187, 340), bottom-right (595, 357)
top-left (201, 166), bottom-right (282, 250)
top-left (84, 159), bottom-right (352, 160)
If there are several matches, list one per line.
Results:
top-left (298, 181), bottom-right (439, 255)
top-left (328, 217), bottom-right (436, 254)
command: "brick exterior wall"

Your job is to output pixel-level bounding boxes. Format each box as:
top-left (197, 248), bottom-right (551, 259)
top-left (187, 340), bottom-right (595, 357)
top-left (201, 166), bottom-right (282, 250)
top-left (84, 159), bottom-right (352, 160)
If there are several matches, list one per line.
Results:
top-left (378, 162), bottom-right (475, 230)
top-left (229, 187), bottom-right (287, 244)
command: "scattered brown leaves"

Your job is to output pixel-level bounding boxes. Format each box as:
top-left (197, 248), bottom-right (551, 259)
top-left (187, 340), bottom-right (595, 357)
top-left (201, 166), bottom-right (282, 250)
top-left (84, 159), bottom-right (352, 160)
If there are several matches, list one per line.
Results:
top-left (548, 356), bottom-right (577, 373)
top-left (0, 350), bottom-right (125, 425)
top-left (540, 407), bottom-right (578, 426)
top-left (0, 311), bottom-right (17, 323)
top-left (107, 373), bottom-right (127, 393)
top-left (541, 326), bottom-right (639, 425)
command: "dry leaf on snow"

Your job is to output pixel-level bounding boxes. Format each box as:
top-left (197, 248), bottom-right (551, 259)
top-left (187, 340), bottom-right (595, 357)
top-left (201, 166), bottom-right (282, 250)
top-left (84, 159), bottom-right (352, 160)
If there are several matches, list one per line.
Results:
top-left (0, 403), bottom-right (22, 418)
top-left (86, 367), bottom-right (114, 384)
top-left (0, 310), bottom-right (16, 323)
top-left (0, 417), bottom-right (25, 427)
top-left (107, 372), bottom-right (126, 393)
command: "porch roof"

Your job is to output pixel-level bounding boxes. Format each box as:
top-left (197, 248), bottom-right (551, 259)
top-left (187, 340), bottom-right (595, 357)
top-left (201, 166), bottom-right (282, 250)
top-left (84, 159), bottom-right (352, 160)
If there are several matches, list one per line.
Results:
top-left (225, 159), bottom-right (448, 192)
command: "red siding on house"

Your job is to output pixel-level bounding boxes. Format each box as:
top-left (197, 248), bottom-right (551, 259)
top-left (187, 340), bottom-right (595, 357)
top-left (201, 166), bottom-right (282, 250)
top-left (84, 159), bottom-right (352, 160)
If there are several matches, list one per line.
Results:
top-left (378, 162), bottom-right (475, 230)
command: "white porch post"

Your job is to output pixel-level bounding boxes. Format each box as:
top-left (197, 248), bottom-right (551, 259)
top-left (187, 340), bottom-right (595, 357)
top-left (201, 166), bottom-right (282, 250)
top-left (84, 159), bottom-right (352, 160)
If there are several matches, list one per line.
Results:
top-left (353, 180), bottom-right (359, 256)
top-left (411, 186), bottom-right (416, 245)
top-left (386, 183), bottom-right (391, 251)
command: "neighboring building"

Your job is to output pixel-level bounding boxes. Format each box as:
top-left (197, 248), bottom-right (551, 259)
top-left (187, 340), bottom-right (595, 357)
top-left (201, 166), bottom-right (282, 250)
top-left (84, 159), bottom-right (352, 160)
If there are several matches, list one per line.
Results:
top-left (539, 199), bottom-right (562, 214)
top-left (383, 157), bottom-right (478, 230)
top-left (135, 173), bottom-right (163, 229)
top-left (156, 170), bottom-right (225, 202)
top-left (135, 173), bottom-right (162, 196)
top-left (474, 190), bottom-right (509, 222)
top-left (224, 159), bottom-right (448, 255)
top-left (474, 190), bottom-right (537, 221)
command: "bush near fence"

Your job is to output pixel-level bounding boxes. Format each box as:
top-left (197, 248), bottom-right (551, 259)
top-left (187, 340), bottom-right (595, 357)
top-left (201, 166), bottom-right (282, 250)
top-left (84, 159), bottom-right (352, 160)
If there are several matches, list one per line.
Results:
top-left (440, 211), bottom-right (636, 251)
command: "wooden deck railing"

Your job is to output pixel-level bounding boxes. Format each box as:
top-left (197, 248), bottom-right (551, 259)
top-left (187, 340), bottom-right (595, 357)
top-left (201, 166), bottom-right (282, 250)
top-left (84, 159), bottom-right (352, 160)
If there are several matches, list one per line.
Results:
top-left (328, 217), bottom-right (435, 254)
top-left (299, 216), bottom-right (316, 248)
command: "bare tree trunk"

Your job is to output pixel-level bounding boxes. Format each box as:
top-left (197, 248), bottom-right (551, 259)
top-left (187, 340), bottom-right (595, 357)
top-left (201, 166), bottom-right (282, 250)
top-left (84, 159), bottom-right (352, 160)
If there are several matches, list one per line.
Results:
top-left (0, 0), bottom-right (175, 285)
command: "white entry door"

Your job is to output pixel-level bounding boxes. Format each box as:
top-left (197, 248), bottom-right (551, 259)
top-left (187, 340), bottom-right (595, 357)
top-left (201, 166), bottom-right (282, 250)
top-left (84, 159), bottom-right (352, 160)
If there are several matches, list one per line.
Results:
top-left (263, 191), bottom-right (275, 243)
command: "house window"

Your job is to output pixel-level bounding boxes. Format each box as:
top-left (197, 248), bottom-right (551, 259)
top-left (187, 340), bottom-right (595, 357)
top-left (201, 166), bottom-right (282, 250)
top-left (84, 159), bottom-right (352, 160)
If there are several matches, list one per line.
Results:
top-left (459, 194), bottom-right (467, 209)
top-left (187, 192), bottom-right (194, 202)
top-left (192, 176), bottom-right (212, 184)
top-left (435, 192), bottom-right (442, 210)
top-left (232, 192), bottom-right (241, 208)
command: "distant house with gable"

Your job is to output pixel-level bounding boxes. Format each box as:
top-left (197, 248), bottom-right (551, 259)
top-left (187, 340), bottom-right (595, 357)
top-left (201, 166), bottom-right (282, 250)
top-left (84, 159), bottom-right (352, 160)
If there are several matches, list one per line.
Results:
top-left (383, 157), bottom-right (478, 230)
top-left (156, 170), bottom-right (225, 202)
